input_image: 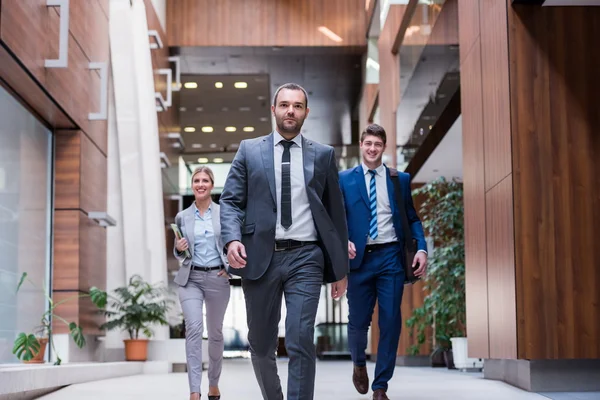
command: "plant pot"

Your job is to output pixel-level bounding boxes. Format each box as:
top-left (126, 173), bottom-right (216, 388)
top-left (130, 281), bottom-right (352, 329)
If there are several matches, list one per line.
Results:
top-left (450, 337), bottom-right (483, 370)
top-left (24, 337), bottom-right (48, 364)
top-left (430, 347), bottom-right (446, 368)
top-left (123, 339), bottom-right (149, 361)
top-left (443, 349), bottom-right (455, 369)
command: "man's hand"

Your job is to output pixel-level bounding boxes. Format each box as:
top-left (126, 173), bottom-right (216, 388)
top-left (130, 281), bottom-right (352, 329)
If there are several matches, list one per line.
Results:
top-left (348, 241), bottom-right (356, 260)
top-left (217, 269), bottom-right (231, 278)
top-left (226, 241), bottom-right (247, 269)
top-left (331, 276), bottom-right (347, 299)
top-left (413, 251), bottom-right (428, 277)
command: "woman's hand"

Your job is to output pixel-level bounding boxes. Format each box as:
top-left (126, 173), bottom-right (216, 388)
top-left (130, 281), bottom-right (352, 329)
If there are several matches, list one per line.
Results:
top-left (217, 269), bottom-right (230, 278)
top-left (176, 238), bottom-right (189, 252)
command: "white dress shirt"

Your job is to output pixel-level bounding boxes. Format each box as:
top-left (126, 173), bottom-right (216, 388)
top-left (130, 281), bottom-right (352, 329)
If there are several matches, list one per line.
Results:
top-left (362, 163), bottom-right (398, 245)
top-left (273, 131), bottom-right (318, 241)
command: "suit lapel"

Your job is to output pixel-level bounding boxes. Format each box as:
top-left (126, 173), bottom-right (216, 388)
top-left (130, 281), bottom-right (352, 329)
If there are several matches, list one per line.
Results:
top-left (354, 166), bottom-right (369, 207)
top-left (261, 133), bottom-right (277, 204)
top-left (184, 206), bottom-right (195, 256)
top-left (302, 136), bottom-right (315, 188)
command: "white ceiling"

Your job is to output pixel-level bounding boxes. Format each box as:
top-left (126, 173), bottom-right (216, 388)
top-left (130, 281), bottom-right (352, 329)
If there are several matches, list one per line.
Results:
top-left (412, 115), bottom-right (462, 183)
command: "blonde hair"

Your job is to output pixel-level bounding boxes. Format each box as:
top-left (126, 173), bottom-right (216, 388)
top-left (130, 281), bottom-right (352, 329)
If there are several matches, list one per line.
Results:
top-left (191, 166), bottom-right (215, 185)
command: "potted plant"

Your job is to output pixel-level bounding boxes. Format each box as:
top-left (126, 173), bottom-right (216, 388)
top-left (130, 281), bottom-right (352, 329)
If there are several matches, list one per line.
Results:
top-left (96, 274), bottom-right (172, 361)
top-left (405, 177), bottom-right (466, 369)
top-left (11, 272), bottom-right (107, 365)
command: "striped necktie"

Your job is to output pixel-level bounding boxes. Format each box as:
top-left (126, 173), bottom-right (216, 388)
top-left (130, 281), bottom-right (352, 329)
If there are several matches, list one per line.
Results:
top-left (368, 170), bottom-right (378, 240)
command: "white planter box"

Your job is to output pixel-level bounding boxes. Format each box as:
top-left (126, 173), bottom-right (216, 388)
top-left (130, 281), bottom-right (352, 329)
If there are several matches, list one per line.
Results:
top-left (450, 337), bottom-right (483, 370)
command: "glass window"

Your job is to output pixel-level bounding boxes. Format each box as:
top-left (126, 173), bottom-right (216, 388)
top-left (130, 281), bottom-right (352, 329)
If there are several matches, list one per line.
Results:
top-left (0, 85), bottom-right (53, 363)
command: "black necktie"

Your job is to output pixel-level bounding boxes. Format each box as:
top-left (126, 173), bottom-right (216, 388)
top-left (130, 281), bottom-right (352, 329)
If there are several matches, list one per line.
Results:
top-left (280, 140), bottom-right (294, 229)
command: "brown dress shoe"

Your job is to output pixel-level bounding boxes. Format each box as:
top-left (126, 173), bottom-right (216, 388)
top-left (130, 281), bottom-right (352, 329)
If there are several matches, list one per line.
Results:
top-left (352, 365), bottom-right (369, 394)
top-left (372, 389), bottom-right (389, 400)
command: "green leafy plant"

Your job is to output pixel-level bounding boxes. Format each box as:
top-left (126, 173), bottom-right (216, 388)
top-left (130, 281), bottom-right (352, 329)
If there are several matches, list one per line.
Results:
top-left (97, 275), bottom-right (172, 339)
top-left (12, 272), bottom-right (107, 365)
top-left (405, 177), bottom-right (465, 355)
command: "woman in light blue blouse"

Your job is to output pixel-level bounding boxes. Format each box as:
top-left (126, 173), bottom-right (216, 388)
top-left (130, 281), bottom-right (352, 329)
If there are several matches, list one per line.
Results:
top-left (174, 166), bottom-right (230, 400)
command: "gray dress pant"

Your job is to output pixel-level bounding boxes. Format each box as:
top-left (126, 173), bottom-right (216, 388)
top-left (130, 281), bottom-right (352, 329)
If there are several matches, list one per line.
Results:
top-left (178, 270), bottom-right (231, 394)
top-left (242, 244), bottom-right (324, 400)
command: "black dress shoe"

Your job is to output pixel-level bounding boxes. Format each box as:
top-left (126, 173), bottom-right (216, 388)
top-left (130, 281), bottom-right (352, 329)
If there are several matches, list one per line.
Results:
top-left (208, 396), bottom-right (220, 400)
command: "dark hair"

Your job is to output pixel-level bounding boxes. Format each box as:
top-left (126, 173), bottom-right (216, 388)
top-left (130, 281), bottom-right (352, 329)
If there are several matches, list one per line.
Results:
top-left (272, 83), bottom-right (308, 108)
top-left (360, 124), bottom-right (387, 145)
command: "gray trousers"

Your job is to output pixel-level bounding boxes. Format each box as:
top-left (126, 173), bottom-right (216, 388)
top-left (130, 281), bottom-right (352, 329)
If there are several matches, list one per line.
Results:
top-left (242, 244), bottom-right (324, 400)
top-left (178, 270), bottom-right (231, 394)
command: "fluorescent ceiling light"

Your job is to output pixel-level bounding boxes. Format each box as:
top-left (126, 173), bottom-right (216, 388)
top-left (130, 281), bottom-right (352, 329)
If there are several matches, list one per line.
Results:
top-left (202, 126), bottom-right (214, 133)
top-left (198, 157), bottom-right (209, 163)
top-left (210, 143), bottom-right (218, 148)
top-left (196, 107), bottom-right (204, 112)
top-left (192, 143), bottom-right (203, 148)
top-left (243, 127), bottom-right (255, 132)
top-left (225, 127), bottom-right (237, 132)
top-left (213, 158), bottom-right (224, 164)
top-left (260, 117), bottom-right (269, 122)
top-left (234, 82), bottom-right (248, 89)
top-left (179, 107), bottom-right (187, 112)
top-left (184, 127), bottom-right (196, 132)
top-left (215, 82), bottom-right (223, 88)
top-left (318, 26), bottom-right (343, 43)
top-left (184, 82), bottom-right (198, 89)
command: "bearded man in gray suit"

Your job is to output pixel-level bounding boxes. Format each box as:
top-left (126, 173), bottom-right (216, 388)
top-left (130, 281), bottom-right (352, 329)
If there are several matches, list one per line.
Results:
top-left (220, 83), bottom-right (349, 400)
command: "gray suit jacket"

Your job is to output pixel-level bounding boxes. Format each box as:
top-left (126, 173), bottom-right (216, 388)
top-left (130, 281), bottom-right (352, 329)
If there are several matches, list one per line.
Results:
top-left (220, 132), bottom-right (349, 283)
top-left (173, 201), bottom-right (229, 286)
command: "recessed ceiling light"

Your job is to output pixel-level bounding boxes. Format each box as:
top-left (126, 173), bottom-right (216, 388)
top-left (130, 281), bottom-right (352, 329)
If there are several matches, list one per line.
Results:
top-left (234, 82), bottom-right (248, 89)
top-left (192, 144), bottom-right (203, 148)
top-left (215, 82), bottom-right (223, 88)
top-left (257, 96), bottom-right (266, 101)
top-left (222, 107), bottom-right (229, 112)
top-left (210, 143), bottom-right (218, 149)
top-left (184, 127), bottom-right (196, 132)
top-left (196, 107), bottom-right (204, 112)
top-left (202, 126), bottom-right (214, 133)
top-left (225, 127), bottom-right (237, 132)
top-left (184, 82), bottom-right (198, 89)
top-left (260, 117), bottom-right (269, 122)
top-left (243, 127), bottom-right (255, 132)
top-left (213, 158), bottom-right (224, 164)
top-left (198, 157), bottom-right (209, 163)
top-left (179, 107), bottom-right (187, 112)
top-left (239, 107), bottom-right (251, 112)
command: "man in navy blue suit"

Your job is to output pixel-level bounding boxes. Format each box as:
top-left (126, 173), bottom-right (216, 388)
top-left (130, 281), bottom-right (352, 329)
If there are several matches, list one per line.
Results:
top-left (339, 124), bottom-right (428, 400)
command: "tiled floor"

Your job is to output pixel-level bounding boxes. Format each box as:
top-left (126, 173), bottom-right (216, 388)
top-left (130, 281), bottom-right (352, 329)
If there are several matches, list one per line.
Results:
top-left (37, 359), bottom-right (593, 400)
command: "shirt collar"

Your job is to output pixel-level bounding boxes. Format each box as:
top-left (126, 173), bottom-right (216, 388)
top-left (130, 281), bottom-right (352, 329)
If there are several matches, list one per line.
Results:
top-left (362, 163), bottom-right (385, 176)
top-left (273, 131), bottom-right (303, 148)
top-left (193, 202), bottom-right (212, 217)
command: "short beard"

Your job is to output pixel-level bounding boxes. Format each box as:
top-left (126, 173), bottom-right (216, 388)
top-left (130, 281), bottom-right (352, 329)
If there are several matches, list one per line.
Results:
top-left (277, 118), bottom-right (303, 134)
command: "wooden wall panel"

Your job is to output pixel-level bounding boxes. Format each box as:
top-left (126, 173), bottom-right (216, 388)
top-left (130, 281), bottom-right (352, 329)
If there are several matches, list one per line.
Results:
top-left (509, 4), bottom-right (600, 360)
top-left (485, 176), bottom-right (517, 360)
top-left (54, 131), bottom-right (107, 212)
top-left (461, 38), bottom-right (490, 359)
top-left (53, 292), bottom-right (103, 335)
top-left (379, 5), bottom-right (406, 167)
top-left (53, 210), bottom-right (106, 292)
top-left (427, 0), bottom-right (458, 46)
top-left (53, 210), bottom-right (80, 290)
top-left (480, 0), bottom-right (511, 190)
top-left (458, 0), bottom-right (481, 65)
top-left (167, 0), bottom-right (367, 47)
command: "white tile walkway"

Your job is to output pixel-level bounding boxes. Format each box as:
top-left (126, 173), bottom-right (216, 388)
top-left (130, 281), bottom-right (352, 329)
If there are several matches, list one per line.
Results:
top-left (38, 358), bottom-right (550, 400)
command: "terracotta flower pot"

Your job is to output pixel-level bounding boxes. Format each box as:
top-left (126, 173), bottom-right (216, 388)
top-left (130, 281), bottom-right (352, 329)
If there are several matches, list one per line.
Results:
top-left (123, 339), bottom-right (149, 361)
top-left (24, 337), bottom-right (48, 364)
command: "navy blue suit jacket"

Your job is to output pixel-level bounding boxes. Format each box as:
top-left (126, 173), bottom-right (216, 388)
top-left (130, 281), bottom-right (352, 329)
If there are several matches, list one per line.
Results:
top-left (339, 165), bottom-right (427, 270)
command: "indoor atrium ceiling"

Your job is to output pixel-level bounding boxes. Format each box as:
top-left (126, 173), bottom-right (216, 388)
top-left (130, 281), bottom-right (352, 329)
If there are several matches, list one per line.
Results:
top-left (173, 46), bottom-right (364, 165)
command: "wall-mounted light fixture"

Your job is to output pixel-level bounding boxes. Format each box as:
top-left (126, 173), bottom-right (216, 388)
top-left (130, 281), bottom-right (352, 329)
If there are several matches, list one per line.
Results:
top-left (88, 212), bottom-right (117, 227)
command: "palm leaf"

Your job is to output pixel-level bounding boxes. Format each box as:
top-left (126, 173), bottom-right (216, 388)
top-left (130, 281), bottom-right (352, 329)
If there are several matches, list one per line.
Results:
top-left (69, 322), bottom-right (86, 348)
top-left (12, 333), bottom-right (40, 361)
